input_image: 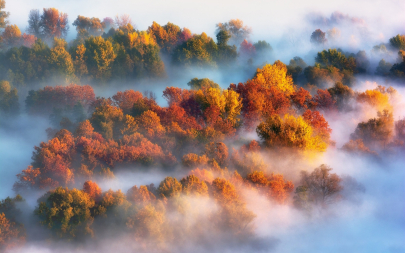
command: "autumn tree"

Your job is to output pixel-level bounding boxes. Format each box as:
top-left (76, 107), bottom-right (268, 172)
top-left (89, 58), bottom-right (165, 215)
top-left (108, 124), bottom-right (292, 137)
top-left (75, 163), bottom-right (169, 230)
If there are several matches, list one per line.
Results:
top-left (112, 89), bottom-right (144, 114)
top-left (256, 114), bottom-right (328, 152)
top-left (0, 195), bottom-right (26, 249)
top-left (356, 89), bottom-right (391, 112)
top-left (71, 43), bottom-right (88, 78)
top-left (95, 189), bottom-right (131, 224)
top-left (14, 129), bottom-right (75, 191)
top-left (211, 178), bottom-right (255, 234)
top-left (196, 87), bottom-right (242, 127)
top-left (0, 0), bottom-right (9, 29)
top-left (290, 87), bottom-right (313, 111)
top-left (157, 177), bottom-right (182, 198)
top-left (294, 165), bottom-right (342, 208)
top-left (25, 84), bottom-right (95, 115)
top-left (180, 175), bottom-right (209, 196)
top-left (302, 110), bottom-right (332, 144)
top-left (246, 171), bottom-right (294, 204)
top-left (147, 21), bottom-right (185, 54)
top-left (40, 8), bottom-right (69, 40)
top-left (341, 139), bottom-right (378, 156)
top-left (136, 110), bottom-right (165, 139)
top-left (204, 142), bottom-right (228, 166)
top-left (0, 213), bottom-right (25, 251)
top-left (127, 185), bottom-right (156, 205)
top-left (1, 25), bottom-right (21, 49)
top-left (312, 89), bottom-right (336, 111)
top-left (252, 61), bottom-right (296, 95)
top-left (239, 39), bottom-right (255, 58)
top-left (126, 204), bottom-right (165, 242)
top-left (83, 181), bottom-right (102, 200)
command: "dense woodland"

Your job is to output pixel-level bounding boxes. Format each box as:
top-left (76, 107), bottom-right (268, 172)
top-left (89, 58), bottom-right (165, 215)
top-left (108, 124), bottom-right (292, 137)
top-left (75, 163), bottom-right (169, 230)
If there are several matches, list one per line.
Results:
top-left (0, 0), bottom-right (405, 252)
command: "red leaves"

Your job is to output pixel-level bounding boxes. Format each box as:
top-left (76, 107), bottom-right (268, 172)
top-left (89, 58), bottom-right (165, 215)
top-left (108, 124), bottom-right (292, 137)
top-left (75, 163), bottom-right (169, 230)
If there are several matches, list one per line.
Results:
top-left (83, 181), bottom-right (102, 200)
top-left (246, 171), bottom-right (294, 204)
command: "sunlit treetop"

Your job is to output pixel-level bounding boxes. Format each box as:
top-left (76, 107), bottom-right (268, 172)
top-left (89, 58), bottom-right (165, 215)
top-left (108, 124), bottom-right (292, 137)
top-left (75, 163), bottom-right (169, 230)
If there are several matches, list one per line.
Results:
top-left (252, 61), bottom-right (296, 95)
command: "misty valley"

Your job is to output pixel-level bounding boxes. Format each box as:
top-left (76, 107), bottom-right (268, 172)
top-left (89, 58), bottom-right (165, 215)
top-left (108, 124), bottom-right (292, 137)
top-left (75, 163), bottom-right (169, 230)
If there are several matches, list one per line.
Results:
top-left (0, 0), bottom-right (404, 252)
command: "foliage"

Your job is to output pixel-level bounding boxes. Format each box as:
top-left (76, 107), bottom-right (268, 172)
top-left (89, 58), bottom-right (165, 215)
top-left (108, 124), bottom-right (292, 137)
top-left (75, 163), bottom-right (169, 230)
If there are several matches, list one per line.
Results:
top-left (252, 61), bottom-right (296, 95)
top-left (35, 187), bottom-right (95, 238)
top-left (256, 114), bottom-right (328, 152)
top-left (389, 34), bottom-right (405, 50)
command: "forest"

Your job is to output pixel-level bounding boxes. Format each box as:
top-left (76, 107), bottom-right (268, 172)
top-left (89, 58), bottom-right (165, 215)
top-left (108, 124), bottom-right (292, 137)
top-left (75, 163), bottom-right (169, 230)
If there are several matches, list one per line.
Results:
top-left (0, 0), bottom-right (404, 252)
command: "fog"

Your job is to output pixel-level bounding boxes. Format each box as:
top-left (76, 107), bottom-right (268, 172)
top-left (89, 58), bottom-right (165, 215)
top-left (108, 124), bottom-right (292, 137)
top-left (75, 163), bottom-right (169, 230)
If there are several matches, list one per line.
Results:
top-left (1, 0), bottom-right (405, 252)
top-left (6, 0), bottom-right (405, 61)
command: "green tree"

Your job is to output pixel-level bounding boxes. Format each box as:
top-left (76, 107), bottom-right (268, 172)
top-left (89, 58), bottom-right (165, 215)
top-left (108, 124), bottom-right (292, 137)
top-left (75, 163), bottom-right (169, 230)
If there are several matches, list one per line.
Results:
top-left (90, 102), bottom-right (124, 139)
top-left (0, 80), bottom-right (19, 116)
top-left (389, 34), bottom-right (405, 50)
top-left (215, 30), bottom-right (237, 67)
top-left (287, 56), bottom-right (307, 83)
top-left (375, 59), bottom-right (392, 76)
top-left (35, 187), bottom-right (95, 239)
top-left (84, 36), bottom-right (116, 80)
top-left (172, 32), bottom-right (218, 68)
top-left (187, 78), bottom-right (220, 90)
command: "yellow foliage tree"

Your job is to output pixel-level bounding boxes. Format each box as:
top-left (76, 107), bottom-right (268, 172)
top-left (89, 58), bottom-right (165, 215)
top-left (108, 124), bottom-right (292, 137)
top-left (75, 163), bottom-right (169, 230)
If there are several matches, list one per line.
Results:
top-left (127, 31), bottom-right (156, 49)
top-left (136, 110), bottom-right (165, 138)
top-left (223, 89), bottom-right (242, 125)
top-left (253, 60), bottom-right (296, 95)
top-left (196, 87), bottom-right (242, 125)
top-left (356, 89), bottom-right (392, 112)
top-left (256, 114), bottom-right (327, 152)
